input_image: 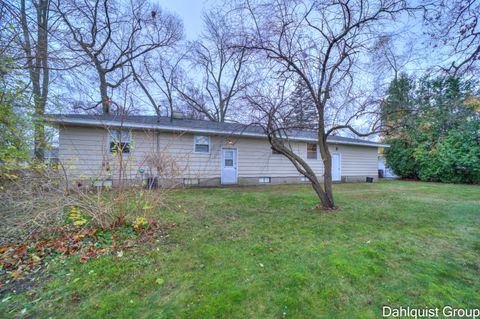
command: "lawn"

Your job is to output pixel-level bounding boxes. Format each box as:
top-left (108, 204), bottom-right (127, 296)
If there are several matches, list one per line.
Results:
top-left (1, 180), bottom-right (479, 318)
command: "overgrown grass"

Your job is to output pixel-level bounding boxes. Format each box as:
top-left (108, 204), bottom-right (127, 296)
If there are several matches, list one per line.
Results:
top-left (1, 181), bottom-right (479, 318)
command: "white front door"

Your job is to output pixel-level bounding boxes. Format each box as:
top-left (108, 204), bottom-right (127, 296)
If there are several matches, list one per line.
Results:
top-left (221, 148), bottom-right (237, 184)
top-left (332, 153), bottom-right (341, 181)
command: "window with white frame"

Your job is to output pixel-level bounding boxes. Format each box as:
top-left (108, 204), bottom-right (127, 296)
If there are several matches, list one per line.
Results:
top-left (258, 177), bottom-right (271, 183)
top-left (110, 130), bottom-right (131, 154)
top-left (306, 143), bottom-right (318, 159)
top-left (184, 178), bottom-right (199, 185)
top-left (194, 135), bottom-right (210, 153)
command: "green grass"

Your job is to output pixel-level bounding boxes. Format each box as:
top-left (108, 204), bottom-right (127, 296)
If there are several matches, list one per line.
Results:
top-left (1, 181), bottom-right (479, 318)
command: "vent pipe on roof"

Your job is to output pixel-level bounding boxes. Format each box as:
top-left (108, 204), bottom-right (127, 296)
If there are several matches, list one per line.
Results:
top-left (172, 111), bottom-right (184, 120)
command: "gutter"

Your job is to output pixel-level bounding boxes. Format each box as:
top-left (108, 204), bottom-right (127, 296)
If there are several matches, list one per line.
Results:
top-left (48, 117), bottom-right (390, 148)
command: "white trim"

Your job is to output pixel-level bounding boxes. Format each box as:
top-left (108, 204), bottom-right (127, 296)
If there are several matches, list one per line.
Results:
top-left (331, 152), bottom-right (342, 182)
top-left (183, 178), bottom-right (199, 185)
top-left (193, 135), bottom-right (211, 154)
top-left (107, 129), bottom-right (132, 155)
top-left (49, 118), bottom-right (390, 148)
top-left (305, 142), bottom-right (319, 160)
top-left (258, 177), bottom-right (271, 183)
top-left (220, 147), bottom-right (238, 185)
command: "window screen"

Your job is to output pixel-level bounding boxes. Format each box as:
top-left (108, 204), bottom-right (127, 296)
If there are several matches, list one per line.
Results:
top-left (224, 150), bottom-right (234, 167)
top-left (307, 143), bottom-right (317, 159)
top-left (110, 130), bottom-right (131, 154)
top-left (194, 136), bottom-right (210, 153)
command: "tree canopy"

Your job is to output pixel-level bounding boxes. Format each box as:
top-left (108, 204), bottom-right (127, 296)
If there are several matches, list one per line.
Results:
top-left (384, 75), bottom-right (480, 183)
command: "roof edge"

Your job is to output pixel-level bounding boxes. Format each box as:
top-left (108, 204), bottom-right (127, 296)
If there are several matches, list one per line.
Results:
top-left (47, 117), bottom-right (390, 148)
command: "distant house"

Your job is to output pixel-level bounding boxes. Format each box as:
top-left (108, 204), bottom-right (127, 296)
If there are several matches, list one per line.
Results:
top-left (46, 114), bottom-right (389, 187)
top-left (29, 147), bottom-right (60, 164)
top-left (377, 154), bottom-right (398, 179)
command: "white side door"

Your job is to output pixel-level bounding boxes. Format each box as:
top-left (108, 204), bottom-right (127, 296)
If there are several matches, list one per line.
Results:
top-left (331, 153), bottom-right (341, 181)
top-left (221, 148), bottom-right (237, 184)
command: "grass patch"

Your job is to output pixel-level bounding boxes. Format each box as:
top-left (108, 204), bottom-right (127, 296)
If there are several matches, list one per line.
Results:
top-left (1, 181), bottom-right (479, 318)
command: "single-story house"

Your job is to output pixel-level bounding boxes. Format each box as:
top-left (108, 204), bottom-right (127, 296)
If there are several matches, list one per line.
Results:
top-left (378, 154), bottom-right (398, 179)
top-left (46, 114), bottom-right (389, 187)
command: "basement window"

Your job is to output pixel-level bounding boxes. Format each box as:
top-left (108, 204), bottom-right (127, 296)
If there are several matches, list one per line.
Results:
top-left (110, 130), bottom-right (131, 154)
top-left (300, 176), bottom-right (309, 182)
top-left (258, 177), bottom-right (271, 184)
top-left (184, 178), bottom-right (199, 185)
top-left (306, 143), bottom-right (318, 159)
top-left (194, 135), bottom-right (210, 153)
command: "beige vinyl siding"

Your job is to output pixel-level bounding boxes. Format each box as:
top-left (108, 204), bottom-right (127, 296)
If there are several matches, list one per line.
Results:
top-left (233, 138), bottom-right (324, 177)
top-left (59, 126), bottom-right (106, 179)
top-left (59, 126), bottom-right (156, 180)
top-left (59, 126), bottom-right (379, 181)
top-left (158, 133), bottom-right (325, 178)
top-left (157, 132), bottom-right (221, 178)
top-left (331, 144), bottom-right (378, 177)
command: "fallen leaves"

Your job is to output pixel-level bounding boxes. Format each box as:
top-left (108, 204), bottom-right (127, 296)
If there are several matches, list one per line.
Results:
top-left (0, 222), bottom-right (178, 290)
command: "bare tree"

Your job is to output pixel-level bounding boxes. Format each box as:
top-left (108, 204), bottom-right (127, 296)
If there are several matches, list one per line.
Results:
top-left (371, 35), bottom-right (417, 81)
top-left (131, 50), bottom-right (185, 119)
top-left (55, 0), bottom-right (183, 114)
top-left (17, 0), bottom-right (50, 160)
top-left (176, 9), bottom-right (250, 122)
top-left (424, 0), bottom-right (480, 76)
top-left (236, 0), bottom-right (414, 209)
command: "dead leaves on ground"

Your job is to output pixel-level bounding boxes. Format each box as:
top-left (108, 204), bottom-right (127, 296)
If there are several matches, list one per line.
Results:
top-left (0, 222), bottom-right (177, 289)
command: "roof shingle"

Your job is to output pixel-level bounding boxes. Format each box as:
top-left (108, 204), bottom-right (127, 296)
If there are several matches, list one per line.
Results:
top-left (46, 114), bottom-right (388, 147)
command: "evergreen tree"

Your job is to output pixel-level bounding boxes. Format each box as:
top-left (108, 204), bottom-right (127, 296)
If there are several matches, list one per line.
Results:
top-left (285, 80), bottom-right (317, 129)
top-left (384, 74), bottom-right (480, 183)
top-left (380, 73), bottom-right (416, 137)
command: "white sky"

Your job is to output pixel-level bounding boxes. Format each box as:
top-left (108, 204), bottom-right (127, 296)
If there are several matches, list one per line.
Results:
top-left (156, 0), bottom-right (212, 40)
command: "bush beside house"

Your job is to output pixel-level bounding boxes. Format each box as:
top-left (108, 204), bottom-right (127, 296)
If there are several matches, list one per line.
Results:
top-left (382, 75), bottom-right (480, 184)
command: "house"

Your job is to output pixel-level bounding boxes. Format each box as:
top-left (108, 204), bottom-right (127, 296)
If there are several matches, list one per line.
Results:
top-left (29, 147), bottom-right (60, 164)
top-left (377, 153), bottom-right (398, 179)
top-left (46, 114), bottom-right (389, 187)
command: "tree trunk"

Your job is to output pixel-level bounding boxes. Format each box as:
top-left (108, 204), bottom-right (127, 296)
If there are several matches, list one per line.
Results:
top-left (21, 0), bottom-right (50, 161)
top-left (99, 71), bottom-right (110, 114)
top-left (34, 116), bottom-right (46, 160)
top-left (270, 135), bottom-right (336, 210)
top-left (318, 131), bottom-right (335, 209)
top-left (310, 177), bottom-right (334, 208)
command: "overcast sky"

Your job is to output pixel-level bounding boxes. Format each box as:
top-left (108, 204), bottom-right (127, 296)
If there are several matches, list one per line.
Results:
top-left (157, 0), bottom-right (213, 40)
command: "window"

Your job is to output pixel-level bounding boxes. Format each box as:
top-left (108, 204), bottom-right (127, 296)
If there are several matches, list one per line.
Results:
top-left (300, 176), bottom-right (309, 182)
top-left (271, 147), bottom-right (282, 155)
top-left (194, 135), bottom-right (210, 153)
top-left (224, 150), bottom-right (234, 167)
top-left (307, 143), bottom-right (318, 159)
top-left (110, 130), bottom-right (131, 154)
top-left (184, 178), bottom-right (199, 185)
top-left (259, 177), bottom-right (271, 183)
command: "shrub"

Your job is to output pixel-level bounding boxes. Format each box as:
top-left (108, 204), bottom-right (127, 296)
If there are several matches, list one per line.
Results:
top-left (432, 121), bottom-right (480, 183)
top-left (385, 139), bottom-right (418, 179)
top-left (384, 75), bottom-right (479, 183)
top-left (0, 161), bottom-right (176, 244)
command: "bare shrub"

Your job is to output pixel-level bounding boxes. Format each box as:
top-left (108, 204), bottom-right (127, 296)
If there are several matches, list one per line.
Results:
top-left (143, 146), bottom-right (188, 189)
top-left (0, 144), bottom-right (185, 244)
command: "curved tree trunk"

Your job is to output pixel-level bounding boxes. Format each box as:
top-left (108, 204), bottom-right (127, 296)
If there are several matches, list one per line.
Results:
top-left (318, 131), bottom-right (335, 208)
